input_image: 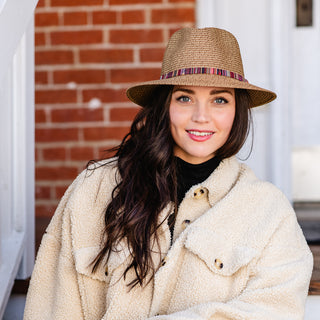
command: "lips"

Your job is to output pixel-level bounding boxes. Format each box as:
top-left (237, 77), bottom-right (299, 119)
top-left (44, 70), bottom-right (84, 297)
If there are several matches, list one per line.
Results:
top-left (186, 129), bottom-right (214, 142)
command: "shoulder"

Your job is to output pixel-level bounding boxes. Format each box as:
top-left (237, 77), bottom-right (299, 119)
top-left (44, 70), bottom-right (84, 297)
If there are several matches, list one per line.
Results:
top-left (213, 159), bottom-right (302, 249)
top-left (211, 157), bottom-right (295, 224)
top-left (59, 157), bottom-right (119, 220)
top-left (63, 158), bottom-right (120, 249)
top-left (238, 162), bottom-right (292, 210)
top-left (208, 157), bottom-right (292, 215)
top-left (228, 161), bottom-right (297, 236)
top-left (72, 158), bottom-right (118, 197)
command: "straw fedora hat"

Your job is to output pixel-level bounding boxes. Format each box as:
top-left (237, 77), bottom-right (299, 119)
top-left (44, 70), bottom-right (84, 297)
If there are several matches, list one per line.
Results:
top-left (126, 27), bottom-right (276, 108)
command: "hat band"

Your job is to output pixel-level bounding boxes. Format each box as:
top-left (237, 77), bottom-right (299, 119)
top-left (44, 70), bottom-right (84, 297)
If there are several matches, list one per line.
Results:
top-left (160, 67), bottom-right (248, 83)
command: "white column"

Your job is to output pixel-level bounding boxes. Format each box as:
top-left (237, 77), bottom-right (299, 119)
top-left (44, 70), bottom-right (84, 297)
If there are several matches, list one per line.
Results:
top-left (0, 0), bottom-right (36, 316)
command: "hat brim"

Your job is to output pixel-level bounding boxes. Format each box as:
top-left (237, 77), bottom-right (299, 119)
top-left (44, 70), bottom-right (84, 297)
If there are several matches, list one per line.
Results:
top-left (126, 74), bottom-right (276, 108)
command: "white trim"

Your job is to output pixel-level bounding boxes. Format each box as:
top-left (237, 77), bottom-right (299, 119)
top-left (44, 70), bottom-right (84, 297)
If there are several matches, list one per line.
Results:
top-left (196, 0), bottom-right (216, 28)
top-left (268, 0), bottom-right (293, 200)
top-left (0, 233), bottom-right (25, 318)
top-left (0, 4), bottom-right (35, 316)
top-left (13, 18), bottom-right (35, 280)
top-left (0, 0), bottom-right (38, 82)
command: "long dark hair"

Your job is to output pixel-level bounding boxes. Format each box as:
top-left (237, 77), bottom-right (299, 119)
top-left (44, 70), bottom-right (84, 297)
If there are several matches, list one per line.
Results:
top-left (91, 86), bottom-right (252, 288)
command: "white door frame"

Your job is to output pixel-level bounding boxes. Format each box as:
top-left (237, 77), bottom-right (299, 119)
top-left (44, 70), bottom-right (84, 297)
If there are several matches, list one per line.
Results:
top-left (196, 0), bottom-right (293, 200)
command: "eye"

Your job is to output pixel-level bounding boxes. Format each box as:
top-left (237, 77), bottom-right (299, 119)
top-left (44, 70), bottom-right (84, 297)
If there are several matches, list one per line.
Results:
top-left (176, 95), bottom-right (191, 103)
top-left (214, 97), bottom-right (228, 104)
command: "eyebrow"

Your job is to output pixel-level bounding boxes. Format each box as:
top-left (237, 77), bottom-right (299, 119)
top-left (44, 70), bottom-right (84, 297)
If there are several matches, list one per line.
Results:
top-left (173, 87), bottom-right (234, 96)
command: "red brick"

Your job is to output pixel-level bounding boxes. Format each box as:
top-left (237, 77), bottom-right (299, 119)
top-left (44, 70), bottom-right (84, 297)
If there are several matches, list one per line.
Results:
top-left (53, 69), bottom-right (106, 84)
top-left (70, 146), bottom-right (94, 160)
top-left (35, 186), bottom-right (51, 199)
top-left (51, 30), bottom-right (103, 45)
top-left (110, 68), bottom-right (160, 83)
top-left (169, 27), bottom-right (182, 37)
top-left (92, 11), bottom-right (117, 24)
top-left (35, 71), bottom-right (48, 84)
top-left (36, 204), bottom-right (58, 218)
top-left (169, 0), bottom-right (194, 2)
top-left (35, 109), bottom-right (46, 123)
top-left (42, 147), bottom-right (67, 160)
top-left (63, 11), bottom-right (87, 26)
top-left (98, 147), bottom-right (117, 158)
top-left (98, 146), bottom-right (117, 158)
top-left (37, 0), bottom-right (45, 7)
top-left (79, 49), bottom-right (133, 63)
top-left (55, 185), bottom-right (69, 199)
top-left (83, 126), bottom-right (130, 141)
top-left (110, 29), bottom-right (163, 44)
top-left (121, 10), bottom-right (145, 24)
top-left (51, 0), bottom-right (103, 6)
top-left (35, 32), bottom-right (46, 46)
top-left (35, 12), bottom-right (59, 27)
top-left (51, 108), bottom-right (103, 122)
top-left (110, 107), bottom-right (140, 122)
top-left (35, 128), bottom-right (78, 142)
top-left (35, 50), bottom-right (74, 65)
top-left (110, 0), bottom-right (161, 4)
top-left (36, 89), bottom-right (77, 104)
top-left (82, 88), bottom-right (127, 103)
top-left (140, 47), bottom-right (165, 62)
top-left (35, 148), bottom-right (39, 162)
top-left (36, 166), bottom-right (78, 180)
top-left (152, 8), bottom-right (195, 23)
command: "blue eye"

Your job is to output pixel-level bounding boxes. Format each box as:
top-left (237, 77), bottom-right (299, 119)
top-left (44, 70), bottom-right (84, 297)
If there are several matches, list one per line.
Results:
top-left (214, 97), bottom-right (228, 104)
top-left (177, 95), bottom-right (191, 103)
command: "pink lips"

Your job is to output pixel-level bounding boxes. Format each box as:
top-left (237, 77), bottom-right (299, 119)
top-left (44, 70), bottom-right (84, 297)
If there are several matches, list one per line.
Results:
top-left (186, 129), bottom-right (214, 142)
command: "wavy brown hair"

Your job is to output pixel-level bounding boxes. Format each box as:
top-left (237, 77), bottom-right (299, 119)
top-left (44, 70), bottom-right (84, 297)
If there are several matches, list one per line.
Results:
top-left (91, 86), bottom-right (252, 288)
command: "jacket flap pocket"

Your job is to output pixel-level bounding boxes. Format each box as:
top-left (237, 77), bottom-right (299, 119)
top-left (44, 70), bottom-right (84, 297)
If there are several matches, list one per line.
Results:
top-left (184, 226), bottom-right (257, 276)
top-left (74, 243), bottom-right (130, 282)
top-left (74, 246), bottom-right (106, 281)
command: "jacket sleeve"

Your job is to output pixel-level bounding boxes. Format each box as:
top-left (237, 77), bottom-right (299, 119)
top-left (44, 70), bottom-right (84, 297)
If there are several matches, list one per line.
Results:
top-left (23, 176), bottom-right (85, 320)
top-left (148, 213), bottom-right (313, 320)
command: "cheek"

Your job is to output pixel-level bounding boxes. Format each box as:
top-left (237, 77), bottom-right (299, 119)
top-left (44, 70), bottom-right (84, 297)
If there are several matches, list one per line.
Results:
top-left (217, 109), bottom-right (236, 132)
top-left (169, 105), bottom-right (184, 132)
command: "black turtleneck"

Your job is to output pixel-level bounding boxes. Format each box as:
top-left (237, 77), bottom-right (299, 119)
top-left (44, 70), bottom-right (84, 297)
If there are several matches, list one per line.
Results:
top-left (176, 156), bottom-right (221, 206)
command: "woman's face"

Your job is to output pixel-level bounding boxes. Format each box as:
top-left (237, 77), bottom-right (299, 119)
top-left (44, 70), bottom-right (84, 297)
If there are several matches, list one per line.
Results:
top-left (169, 86), bottom-right (236, 164)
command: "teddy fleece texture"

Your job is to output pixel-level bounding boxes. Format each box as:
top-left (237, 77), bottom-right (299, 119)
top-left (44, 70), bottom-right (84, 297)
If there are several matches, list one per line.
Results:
top-left (23, 157), bottom-right (313, 320)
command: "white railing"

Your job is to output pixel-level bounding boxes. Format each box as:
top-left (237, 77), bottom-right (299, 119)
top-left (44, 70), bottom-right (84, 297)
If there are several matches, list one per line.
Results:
top-left (0, 0), bottom-right (38, 317)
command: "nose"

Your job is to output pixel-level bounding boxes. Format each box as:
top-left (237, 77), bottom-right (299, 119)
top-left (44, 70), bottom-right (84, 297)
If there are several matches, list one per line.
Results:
top-left (191, 102), bottom-right (210, 123)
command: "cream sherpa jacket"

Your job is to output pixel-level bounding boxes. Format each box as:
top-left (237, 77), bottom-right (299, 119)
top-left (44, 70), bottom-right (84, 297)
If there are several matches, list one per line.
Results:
top-left (24, 157), bottom-right (313, 320)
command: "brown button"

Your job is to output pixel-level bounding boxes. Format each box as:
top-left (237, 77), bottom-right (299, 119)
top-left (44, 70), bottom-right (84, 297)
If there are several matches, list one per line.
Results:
top-left (182, 219), bottom-right (191, 230)
top-left (161, 257), bottom-right (167, 266)
top-left (105, 266), bottom-right (109, 276)
top-left (193, 187), bottom-right (207, 199)
top-left (214, 259), bottom-right (223, 269)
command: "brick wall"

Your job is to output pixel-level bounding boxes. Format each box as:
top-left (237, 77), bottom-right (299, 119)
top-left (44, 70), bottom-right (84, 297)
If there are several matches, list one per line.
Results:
top-left (34, 0), bottom-right (196, 224)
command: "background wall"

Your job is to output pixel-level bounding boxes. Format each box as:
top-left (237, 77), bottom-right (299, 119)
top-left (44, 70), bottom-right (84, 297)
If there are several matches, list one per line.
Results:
top-left (291, 0), bottom-right (320, 202)
top-left (34, 0), bottom-right (195, 244)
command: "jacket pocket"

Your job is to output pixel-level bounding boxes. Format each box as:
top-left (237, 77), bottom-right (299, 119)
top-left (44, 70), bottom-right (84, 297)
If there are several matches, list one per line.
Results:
top-left (184, 226), bottom-right (258, 276)
top-left (74, 241), bottom-right (131, 282)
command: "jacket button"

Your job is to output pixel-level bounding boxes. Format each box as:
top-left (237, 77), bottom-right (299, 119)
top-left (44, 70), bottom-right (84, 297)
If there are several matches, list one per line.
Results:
top-left (214, 259), bottom-right (223, 269)
top-left (105, 266), bottom-right (109, 276)
top-left (161, 257), bottom-right (167, 266)
top-left (193, 187), bottom-right (207, 199)
top-left (182, 219), bottom-right (191, 230)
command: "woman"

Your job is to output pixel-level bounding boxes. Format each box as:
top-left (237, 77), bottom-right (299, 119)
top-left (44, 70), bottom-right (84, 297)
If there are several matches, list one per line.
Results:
top-left (24, 27), bottom-right (313, 320)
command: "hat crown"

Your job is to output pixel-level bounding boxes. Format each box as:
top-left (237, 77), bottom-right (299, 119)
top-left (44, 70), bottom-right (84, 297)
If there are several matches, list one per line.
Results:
top-left (161, 28), bottom-right (245, 77)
